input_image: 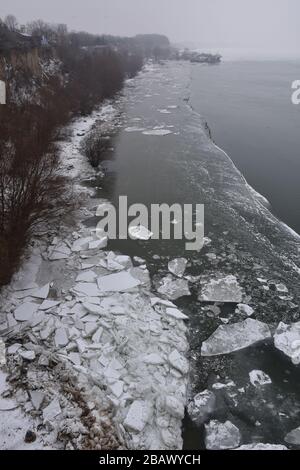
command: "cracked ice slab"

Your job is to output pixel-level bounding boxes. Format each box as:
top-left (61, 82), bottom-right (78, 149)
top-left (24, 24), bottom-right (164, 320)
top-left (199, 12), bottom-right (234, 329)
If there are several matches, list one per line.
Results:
top-left (14, 302), bottom-right (39, 322)
top-left (187, 390), bottom-right (216, 425)
top-left (48, 242), bottom-right (71, 260)
top-left (201, 319), bottom-right (271, 356)
top-left (157, 276), bottom-right (191, 300)
top-left (237, 444), bottom-right (287, 450)
top-left (128, 225), bottom-right (153, 241)
top-left (249, 370), bottom-right (272, 387)
top-left (123, 400), bottom-right (152, 432)
top-left (284, 426), bottom-right (300, 446)
top-left (73, 282), bottom-right (100, 297)
top-left (142, 129), bottom-right (172, 136)
top-left (199, 275), bottom-right (243, 303)
top-left (168, 258), bottom-right (188, 278)
top-left (205, 420), bottom-right (241, 450)
top-left (97, 270), bottom-right (141, 293)
top-left (274, 321), bottom-right (300, 365)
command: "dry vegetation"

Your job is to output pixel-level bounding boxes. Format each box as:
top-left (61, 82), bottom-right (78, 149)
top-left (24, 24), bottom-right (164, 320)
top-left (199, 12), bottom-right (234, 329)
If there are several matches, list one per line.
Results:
top-left (0, 19), bottom-right (149, 285)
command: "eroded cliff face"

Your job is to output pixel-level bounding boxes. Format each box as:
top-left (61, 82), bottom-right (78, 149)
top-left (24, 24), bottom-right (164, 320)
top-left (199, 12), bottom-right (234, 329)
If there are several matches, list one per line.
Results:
top-left (0, 47), bottom-right (42, 80)
top-left (0, 47), bottom-right (60, 105)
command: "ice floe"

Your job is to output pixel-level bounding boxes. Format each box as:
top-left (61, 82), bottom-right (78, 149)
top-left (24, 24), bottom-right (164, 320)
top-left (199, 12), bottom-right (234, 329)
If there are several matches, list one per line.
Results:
top-left (142, 129), bottom-right (172, 136)
top-left (249, 370), bottom-right (272, 387)
top-left (165, 308), bottom-right (188, 320)
top-left (235, 303), bottom-right (254, 317)
top-left (97, 270), bottom-right (141, 292)
top-left (168, 350), bottom-right (189, 375)
top-left (128, 225), bottom-right (153, 241)
top-left (284, 426), bottom-right (300, 446)
top-left (237, 444), bottom-right (287, 450)
top-left (168, 258), bottom-right (188, 278)
top-left (14, 302), bottom-right (39, 322)
top-left (199, 275), bottom-right (243, 303)
top-left (158, 109), bottom-right (171, 114)
top-left (157, 275), bottom-right (191, 300)
top-left (0, 339), bottom-right (6, 367)
top-left (205, 420), bottom-right (241, 450)
top-left (124, 126), bottom-right (145, 133)
top-left (187, 390), bottom-right (216, 425)
top-left (274, 322), bottom-right (300, 365)
top-left (201, 319), bottom-right (271, 356)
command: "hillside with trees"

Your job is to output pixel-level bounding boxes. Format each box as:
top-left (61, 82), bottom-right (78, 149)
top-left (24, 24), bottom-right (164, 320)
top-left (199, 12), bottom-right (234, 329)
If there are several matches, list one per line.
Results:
top-left (0, 15), bottom-right (171, 285)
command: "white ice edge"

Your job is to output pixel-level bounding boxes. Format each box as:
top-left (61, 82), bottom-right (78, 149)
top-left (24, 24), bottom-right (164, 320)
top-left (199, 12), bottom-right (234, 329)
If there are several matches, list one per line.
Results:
top-left (213, 143), bottom-right (300, 241)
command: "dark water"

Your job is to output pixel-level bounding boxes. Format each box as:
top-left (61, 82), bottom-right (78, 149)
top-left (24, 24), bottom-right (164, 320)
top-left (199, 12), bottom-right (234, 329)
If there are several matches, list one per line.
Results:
top-left (83, 61), bottom-right (300, 449)
top-left (190, 61), bottom-right (300, 234)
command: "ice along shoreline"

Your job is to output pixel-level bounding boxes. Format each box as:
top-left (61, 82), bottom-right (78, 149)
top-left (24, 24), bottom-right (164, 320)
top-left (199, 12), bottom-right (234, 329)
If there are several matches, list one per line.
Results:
top-left (0, 94), bottom-right (190, 450)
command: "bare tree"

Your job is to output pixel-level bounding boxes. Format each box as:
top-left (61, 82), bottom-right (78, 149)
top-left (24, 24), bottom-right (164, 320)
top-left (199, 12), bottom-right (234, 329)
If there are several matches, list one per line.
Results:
top-left (26, 19), bottom-right (51, 38)
top-left (4, 14), bottom-right (18, 31)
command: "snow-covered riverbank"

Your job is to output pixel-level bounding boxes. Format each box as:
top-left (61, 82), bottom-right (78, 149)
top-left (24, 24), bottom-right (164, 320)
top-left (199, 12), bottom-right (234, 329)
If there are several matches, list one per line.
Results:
top-left (0, 98), bottom-right (189, 450)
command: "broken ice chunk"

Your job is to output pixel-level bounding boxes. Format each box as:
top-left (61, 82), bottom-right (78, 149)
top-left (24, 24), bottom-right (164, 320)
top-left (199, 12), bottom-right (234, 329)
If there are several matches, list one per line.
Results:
top-left (39, 300), bottom-right (61, 311)
top-left (19, 350), bottom-right (36, 361)
top-left (168, 258), bottom-right (188, 278)
top-left (143, 353), bottom-right (164, 365)
top-left (89, 237), bottom-right (108, 250)
top-left (187, 390), bottom-right (216, 425)
top-left (0, 339), bottom-right (6, 366)
top-left (274, 321), bottom-right (300, 365)
top-left (249, 370), bottom-right (272, 387)
top-left (199, 275), bottom-right (243, 303)
top-left (284, 426), bottom-right (300, 446)
top-left (110, 381), bottom-right (124, 398)
top-left (205, 420), bottom-right (241, 450)
top-left (201, 319), bottom-right (271, 356)
top-left (165, 396), bottom-right (185, 419)
top-left (54, 328), bottom-right (69, 347)
top-left (128, 225), bottom-right (153, 241)
top-left (82, 302), bottom-right (104, 315)
top-left (30, 391), bottom-right (45, 410)
top-left (276, 283), bottom-right (288, 293)
top-left (124, 400), bottom-right (152, 432)
top-left (76, 270), bottom-right (97, 282)
top-left (73, 282), bottom-right (100, 297)
top-left (165, 308), bottom-right (188, 320)
top-left (237, 444), bottom-right (287, 450)
top-left (235, 303), bottom-right (254, 317)
top-left (142, 129), bottom-right (172, 136)
top-left (71, 237), bottom-right (93, 252)
top-left (97, 271), bottom-right (141, 293)
top-left (168, 350), bottom-right (189, 375)
top-left (48, 243), bottom-right (71, 260)
top-left (157, 275), bottom-right (191, 300)
top-left (14, 302), bottom-right (38, 322)
top-left (43, 398), bottom-right (61, 423)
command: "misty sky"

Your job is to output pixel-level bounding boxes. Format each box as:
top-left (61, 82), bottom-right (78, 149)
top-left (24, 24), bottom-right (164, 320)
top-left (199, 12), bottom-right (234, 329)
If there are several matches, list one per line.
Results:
top-left (1, 0), bottom-right (300, 57)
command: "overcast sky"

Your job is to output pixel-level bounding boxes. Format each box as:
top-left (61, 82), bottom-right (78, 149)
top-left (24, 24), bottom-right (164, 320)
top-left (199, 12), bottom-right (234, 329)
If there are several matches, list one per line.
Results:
top-left (1, 0), bottom-right (300, 57)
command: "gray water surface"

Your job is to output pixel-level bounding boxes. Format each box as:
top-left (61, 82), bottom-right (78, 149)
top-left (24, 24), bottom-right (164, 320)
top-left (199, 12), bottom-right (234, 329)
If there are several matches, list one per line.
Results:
top-left (190, 60), bottom-right (300, 234)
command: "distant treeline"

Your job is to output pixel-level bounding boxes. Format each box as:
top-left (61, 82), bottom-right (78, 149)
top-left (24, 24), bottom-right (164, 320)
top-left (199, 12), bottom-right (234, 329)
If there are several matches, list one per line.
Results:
top-left (0, 15), bottom-right (170, 286)
top-left (0, 15), bottom-right (171, 59)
